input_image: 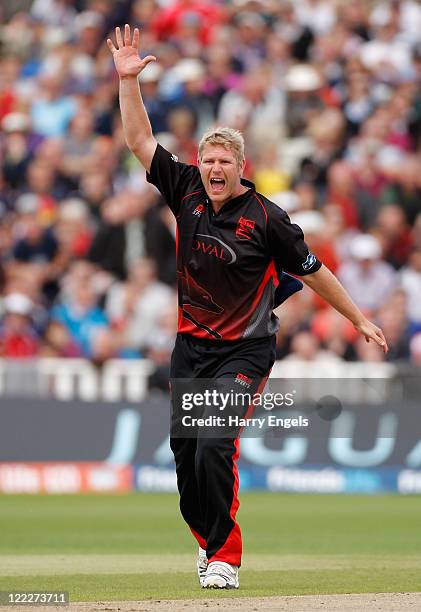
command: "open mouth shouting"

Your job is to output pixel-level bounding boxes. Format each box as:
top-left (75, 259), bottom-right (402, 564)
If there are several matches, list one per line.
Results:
top-left (210, 177), bottom-right (226, 194)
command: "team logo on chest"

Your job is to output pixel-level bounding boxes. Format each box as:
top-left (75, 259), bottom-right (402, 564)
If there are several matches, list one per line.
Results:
top-left (193, 204), bottom-right (205, 217)
top-left (236, 216), bottom-right (256, 240)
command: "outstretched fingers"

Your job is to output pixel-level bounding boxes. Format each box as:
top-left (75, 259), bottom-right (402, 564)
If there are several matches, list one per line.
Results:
top-left (106, 38), bottom-right (116, 53)
top-left (133, 27), bottom-right (140, 50)
top-left (124, 23), bottom-right (131, 46)
top-left (107, 25), bottom-right (141, 52)
top-left (365, 326), bottom-right (388, 353)
top-left (107, 25), bottom-right (147, 58)
top-left (375, 329), bottom-right (388, 353)
top-left (141, 54), bottom-right (157, 69)
top-left (356, 319), bottom-right (388, 353)
top-left (115, 26), bottom-right (123, 48)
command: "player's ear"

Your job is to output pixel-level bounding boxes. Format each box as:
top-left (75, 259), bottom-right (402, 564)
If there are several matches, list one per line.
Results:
top-left (238, 157), bottom-right (245, 176)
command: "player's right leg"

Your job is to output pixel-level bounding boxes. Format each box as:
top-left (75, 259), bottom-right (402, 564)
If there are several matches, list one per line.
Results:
top-left (169, 334), bottom-right (208, 581)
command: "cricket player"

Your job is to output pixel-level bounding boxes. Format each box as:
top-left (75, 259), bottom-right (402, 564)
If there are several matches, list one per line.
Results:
top-left (108, 26), bottom-right (388, 589)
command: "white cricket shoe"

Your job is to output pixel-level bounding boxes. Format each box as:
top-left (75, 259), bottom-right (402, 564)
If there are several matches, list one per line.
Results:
top-left (202, 561), bottom-right (239, 589)
top-left (197, 547), bottom-right (208, 586)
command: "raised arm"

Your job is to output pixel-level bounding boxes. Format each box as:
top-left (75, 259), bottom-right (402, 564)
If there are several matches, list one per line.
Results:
top-left (107, 24), bottom-right (157, 172)
top-left (302, 264), bottom-right (389, 353)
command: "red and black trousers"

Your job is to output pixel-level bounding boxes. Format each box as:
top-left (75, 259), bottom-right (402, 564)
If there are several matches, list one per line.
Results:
top-left (169, 332), bottom-right (276, 567)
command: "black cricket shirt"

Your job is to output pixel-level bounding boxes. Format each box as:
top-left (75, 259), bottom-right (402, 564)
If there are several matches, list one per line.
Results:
top-left (147, 144), bottom-right (322, 341)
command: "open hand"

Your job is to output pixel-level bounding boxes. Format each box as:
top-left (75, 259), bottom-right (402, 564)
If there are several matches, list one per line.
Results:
top-left (107, 24), bottom-right (156, 79)
top-left (354, 319), bottom-right (389, 354)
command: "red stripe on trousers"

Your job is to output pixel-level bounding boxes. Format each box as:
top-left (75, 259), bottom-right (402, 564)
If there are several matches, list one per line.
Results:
top-left (190, 527), bottom-right (207, 550)
top-left (208, 371), bottom-right (271, 566)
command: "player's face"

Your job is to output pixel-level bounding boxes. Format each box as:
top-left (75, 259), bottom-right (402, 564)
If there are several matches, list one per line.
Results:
top-left (199, 144), bottom-right (245, 207)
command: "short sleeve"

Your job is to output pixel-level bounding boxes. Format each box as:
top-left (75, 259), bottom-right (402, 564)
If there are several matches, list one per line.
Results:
top-left (267, 205), bottom-right (322, 276)
top-left (146, 144), bottom-right (202, 216)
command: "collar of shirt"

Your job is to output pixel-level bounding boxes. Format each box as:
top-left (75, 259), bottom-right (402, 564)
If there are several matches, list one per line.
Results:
top-left (207, 177), bottom-right (256, 217)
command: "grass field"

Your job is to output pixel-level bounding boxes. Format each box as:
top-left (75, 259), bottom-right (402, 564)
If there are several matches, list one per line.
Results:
top-left (0, 493), bottom-right (420, 602)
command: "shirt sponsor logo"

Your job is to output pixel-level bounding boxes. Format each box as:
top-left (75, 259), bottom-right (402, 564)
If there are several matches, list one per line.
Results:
top-left (235, 373), bottom-right (253, 388)
top-left (302, 252), bottom-right (317, 271)
top-left (192, 234), bottom-right (237, 264)
top-left (236, 217), bottom-right (255, 240)
top-left (193, 204), bottom-right (205, 217)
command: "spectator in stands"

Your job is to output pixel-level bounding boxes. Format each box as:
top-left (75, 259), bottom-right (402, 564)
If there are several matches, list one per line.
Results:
top-left (30, 0), bottom-right (77, 28)
top-left (409, 332), bottom-right (421, 366)
top-left (299, 107), bottom-right (346, 195)
top-left (338, 234), bottom-right (397, 314)
top-left (284, 64), bottom-right (325, 139)
top-left (54, 198), bottom-right (92, 260)
top-left (105, 256), bottom-right (174, 356)
top-left (343, 69), bottom-right (374, 138)
top-left (400, 247), bottom-right (421, 336)
top-left (88, 187), bottom-right (156, 280)
top-left (274, 2), bottom-right (314, 63)
top-left (137, 63), bottom-right (171, 134)
top-left (144, 203), bottom-right (176, 287)
top-left (59, 108), bottom-right (98, 185)
top-left (0, 55), bottom-right (22, 120)
top-left (1, 112), bottom-right (38, 191)
top-left (10, 194), bottom-right (61, 300)
top-left (218, 63), bottom-right (285, 147)
top-left (413, 214), bottom-right (421, 250)
top-left (166, 105), bottom-right (200, 164)
top-left (283, 330), bottom-right (342, 362)
top-left (295, 0), bottom-right (337, 36)
top-left (73, 10), bottom-right (105, 58)
top-left (380, 156), bottom-right (421, 226)
top-left (31, 69), bottom-right (78, 138)
top-left (252, 141), bottom-right (290, 197)
top-left (74, 167), bottom-right (113, 221)
top-left (350, 137), bottom-right (389, 231)
top-left (51, 260), bottom-right (109, 359)
top-left (311, 307), bottom-right (358, 361)
top-left (169, 59), bottom-right (215, 137)
top-left (0, 262), bottom-right (5, 295)
top-left (327, 161), bottom-right (359, 229)
top-left (275, 289), bottom-right (315, 360)
top-left (151, 0), bottom-right (226, 47)
top-left (360, 9), bottom-right (413, 80)
top-left (354, 334), bottom-right (386, 363)
top-left (40, 321), bottom-right (81, 358)
top-left (0, 292), bottom-right (40, 358)
top-left (202, 44), bottom-right (241, 116)
top-left (230, 11), bottom-right (268, 72)
top-left (372, 205), bottom-right (413, 269)
top-left (34, 137), bottom-right (73, 201)
top-left (376, 290), bottom-right (411, 361)
top-left (145, 298), bottom-right (179, 391)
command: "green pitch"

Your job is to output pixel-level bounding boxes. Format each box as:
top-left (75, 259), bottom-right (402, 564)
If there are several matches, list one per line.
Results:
top-left (0, 493), bottom-right (420, 601)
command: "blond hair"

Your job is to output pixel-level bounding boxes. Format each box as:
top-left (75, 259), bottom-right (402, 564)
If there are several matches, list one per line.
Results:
top-left (198, 127), bottom-right (245, 166)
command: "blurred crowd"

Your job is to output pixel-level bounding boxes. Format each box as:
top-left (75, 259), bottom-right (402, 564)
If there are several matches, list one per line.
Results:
top-left (0, 0), bottom-right (420, 373)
